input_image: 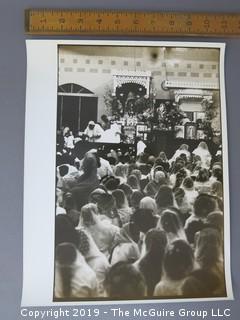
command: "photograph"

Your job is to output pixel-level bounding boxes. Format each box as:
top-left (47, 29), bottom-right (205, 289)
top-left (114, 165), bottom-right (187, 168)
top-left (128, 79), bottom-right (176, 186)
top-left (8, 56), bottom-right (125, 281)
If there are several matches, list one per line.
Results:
top-left (53, 42), bottom-right (229, 301)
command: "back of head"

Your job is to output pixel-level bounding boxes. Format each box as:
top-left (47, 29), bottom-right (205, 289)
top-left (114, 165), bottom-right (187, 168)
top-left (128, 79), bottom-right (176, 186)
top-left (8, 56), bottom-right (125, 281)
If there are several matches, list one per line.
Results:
top-left (105, 262), bottom-right (146, 298)
top-left (185, 219), bottom-right (206, 244)
top-left (82, 153), bottom-right (97, 174)
top-left (155, 185), bottom-right (173, 209)
top-left (101, 176), bottom-right (120, 191)
top-left (206, 211), bottom-right (224, 235)
top-left (130, 169), bottom-right (142, 183)
top-left (182, 269), bottom-right (220, 298)
top-left (196, 168), bottom-right (209, 182)
top-left (130, 190), bottom-right (144, 209)
top-left (131, 208), bottom-right (158, 234)
top-left (145, 228), bottom-right (167, 257)
top-left (160, 209), bottom-right (182, 234)
top-left (118, 183), bottom-right (133, 199)
top-left (195, 227), bottom-right (222, 268)
top-left (212, 165), bottom-right (222, 182)
top-left (183, 177), bottom-right (194, 190)
top-left (112, 189), bottom-right (127, 209)
top-left (194, 194), bottom-right (217, 218)
top-left (127, 175), bottom-right (140, 189)
top-left (97, 193), bottom-right (116, 214)
top-left (164, 239), bottom-right (194, 280)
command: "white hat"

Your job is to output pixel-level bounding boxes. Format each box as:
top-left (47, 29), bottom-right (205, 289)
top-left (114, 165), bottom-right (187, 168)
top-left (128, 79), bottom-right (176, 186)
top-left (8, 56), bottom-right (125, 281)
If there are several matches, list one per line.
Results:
top-left (88, 120), bottom-right (95, 125)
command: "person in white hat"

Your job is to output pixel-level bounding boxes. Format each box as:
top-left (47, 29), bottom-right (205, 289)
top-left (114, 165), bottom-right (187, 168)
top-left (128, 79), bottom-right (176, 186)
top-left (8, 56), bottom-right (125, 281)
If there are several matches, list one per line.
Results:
top-left (84, 121), bottom-right (104, 142)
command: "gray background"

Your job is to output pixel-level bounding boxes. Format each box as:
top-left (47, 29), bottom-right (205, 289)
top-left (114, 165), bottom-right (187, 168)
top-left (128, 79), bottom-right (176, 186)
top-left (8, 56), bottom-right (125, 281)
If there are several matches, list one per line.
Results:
top-left (0, 0), bottom-right (239, 319)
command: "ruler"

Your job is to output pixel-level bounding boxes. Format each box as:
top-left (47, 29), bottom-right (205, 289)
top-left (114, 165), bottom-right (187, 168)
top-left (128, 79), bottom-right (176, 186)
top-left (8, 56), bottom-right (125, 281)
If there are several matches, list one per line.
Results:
top-left (25, 9), bottom-right (240, 36)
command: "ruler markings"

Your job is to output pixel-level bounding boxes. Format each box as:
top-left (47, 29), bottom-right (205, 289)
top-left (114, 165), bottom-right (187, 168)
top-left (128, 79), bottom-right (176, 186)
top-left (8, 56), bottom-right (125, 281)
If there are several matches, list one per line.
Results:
top-left (25, 9), bottom-right (240, 36)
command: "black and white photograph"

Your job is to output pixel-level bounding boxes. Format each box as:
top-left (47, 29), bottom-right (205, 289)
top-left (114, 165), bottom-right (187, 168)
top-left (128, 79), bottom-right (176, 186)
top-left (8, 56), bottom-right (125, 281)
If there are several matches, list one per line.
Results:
top-left (22, 40), bottom-right (232, 306)
top-left (54, 42), bottom-right (230, 301)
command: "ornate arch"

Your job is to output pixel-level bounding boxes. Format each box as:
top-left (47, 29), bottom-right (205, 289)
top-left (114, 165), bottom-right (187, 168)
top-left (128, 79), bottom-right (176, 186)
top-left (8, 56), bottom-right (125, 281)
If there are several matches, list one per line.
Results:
top-left (112, 71), bottom-right (151, 97)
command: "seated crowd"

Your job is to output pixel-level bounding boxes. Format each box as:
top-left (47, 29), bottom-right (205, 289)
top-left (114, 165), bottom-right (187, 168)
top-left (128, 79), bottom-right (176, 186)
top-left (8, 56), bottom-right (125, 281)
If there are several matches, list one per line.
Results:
top-left (55, 140), bottom-right (225, 300)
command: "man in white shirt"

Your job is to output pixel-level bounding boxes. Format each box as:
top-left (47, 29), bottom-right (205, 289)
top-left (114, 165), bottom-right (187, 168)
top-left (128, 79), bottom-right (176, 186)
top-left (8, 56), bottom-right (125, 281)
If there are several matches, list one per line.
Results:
top-left (84, 121), bottom-right (104, 142)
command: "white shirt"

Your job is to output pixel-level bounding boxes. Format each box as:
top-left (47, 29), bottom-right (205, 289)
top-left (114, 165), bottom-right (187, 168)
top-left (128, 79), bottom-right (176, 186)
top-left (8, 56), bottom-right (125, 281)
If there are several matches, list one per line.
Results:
top-left (84, 124), bottom-right (104, 142)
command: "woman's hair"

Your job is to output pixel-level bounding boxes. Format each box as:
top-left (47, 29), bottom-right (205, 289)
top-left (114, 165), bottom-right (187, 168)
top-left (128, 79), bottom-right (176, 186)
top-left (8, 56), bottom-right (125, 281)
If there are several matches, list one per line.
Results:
top-left (80, 203), bottom-right (98, 227)
top-left (131, 208), bottom-right (158, 234)
top-left (130, 169), bottom-right (142, 184)
top-left (193, 194), bottom-right (217, 218)
top-left (118, 183), bottom-right (133, 200)
top-left (159, 209), bottom-right (183, 234)
top-left (96, 193), bottom-right (116, 215)
top-left (182, 177), bottom-right (194, 190)
top-left (55, 242), bottom-right (78, 298)
top-left (211, 166), bottom-right (223, 182)
top-left (155, 185), bottom-right (174, 209)
top-left (127, 175), bottom-right (140, 190)
top-left (81, 153), bottom-right (97, 178)
top-left (196, 168), bottom-right (209, 182)
top-left (206, 211), bottom-right (224, 235)
top-left (185, 220), bottom-right (206, 244)
top-left (163, 239), bottom-right (194, 280)
top-left (194, 227), bottom-right (222, 269)
top-left (105, 262), bottom-right (146, 298)
top-left (181, 269), bottom-right (221, 298)
top-left (138, 229), bottom-right (168, 296)
top-left (130, 190), bottom-right (144, 209)
top-left (112, 189), bottom-right (128, 209)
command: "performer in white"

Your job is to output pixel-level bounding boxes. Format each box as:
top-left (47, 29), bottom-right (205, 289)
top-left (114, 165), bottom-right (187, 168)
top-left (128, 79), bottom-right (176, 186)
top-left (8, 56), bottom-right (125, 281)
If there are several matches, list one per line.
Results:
top-left (84, 121), bottom-right (104, 142)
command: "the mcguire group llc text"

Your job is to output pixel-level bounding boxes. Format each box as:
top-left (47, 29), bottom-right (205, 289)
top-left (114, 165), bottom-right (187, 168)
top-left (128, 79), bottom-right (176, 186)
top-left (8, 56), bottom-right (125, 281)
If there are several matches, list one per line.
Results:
top-left (21, 307), bottom-right (231, 319)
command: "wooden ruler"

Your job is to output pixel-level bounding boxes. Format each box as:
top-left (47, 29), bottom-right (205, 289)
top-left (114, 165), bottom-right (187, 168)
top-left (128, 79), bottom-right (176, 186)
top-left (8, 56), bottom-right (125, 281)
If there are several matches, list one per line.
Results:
top-left (25, 9), bottom-right (240, 36)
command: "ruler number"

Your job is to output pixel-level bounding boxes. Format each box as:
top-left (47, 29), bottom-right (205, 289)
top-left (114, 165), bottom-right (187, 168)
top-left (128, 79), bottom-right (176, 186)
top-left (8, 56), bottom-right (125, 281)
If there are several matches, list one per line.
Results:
top-left (77, 18), bottom-right (84, 24)
top-left (133, 19), bottom-right (139, 25)
top-left (114, 19), bottom-right (120, 25)
top-left (169, 20), bottom-right (175, 26)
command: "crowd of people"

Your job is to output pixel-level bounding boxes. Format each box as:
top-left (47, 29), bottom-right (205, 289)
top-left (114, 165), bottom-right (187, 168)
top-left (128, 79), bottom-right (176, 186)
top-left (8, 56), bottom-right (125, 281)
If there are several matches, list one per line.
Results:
top-left (55, 134), bottom-right (225, 300)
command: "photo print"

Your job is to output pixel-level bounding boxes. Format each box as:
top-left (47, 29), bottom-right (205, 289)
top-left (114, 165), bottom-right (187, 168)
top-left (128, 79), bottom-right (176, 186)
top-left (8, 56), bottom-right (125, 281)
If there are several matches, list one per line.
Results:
top-left (23, 40), bottom-right (233, 306)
